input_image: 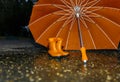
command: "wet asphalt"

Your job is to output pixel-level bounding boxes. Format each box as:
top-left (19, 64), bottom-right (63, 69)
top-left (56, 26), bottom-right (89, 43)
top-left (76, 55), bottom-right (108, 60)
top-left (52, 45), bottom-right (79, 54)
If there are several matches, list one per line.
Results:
top-left (0, 37), bottom-right (120, 82)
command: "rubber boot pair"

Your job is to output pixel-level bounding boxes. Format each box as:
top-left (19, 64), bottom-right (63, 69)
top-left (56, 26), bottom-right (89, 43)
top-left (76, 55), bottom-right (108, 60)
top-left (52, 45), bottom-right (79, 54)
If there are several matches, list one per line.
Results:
top-left (48, 37), bottom-right (69, 57)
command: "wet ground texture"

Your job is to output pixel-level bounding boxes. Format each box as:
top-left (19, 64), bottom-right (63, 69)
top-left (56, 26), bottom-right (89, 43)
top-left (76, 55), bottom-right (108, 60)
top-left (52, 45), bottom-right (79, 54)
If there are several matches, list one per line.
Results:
top-left (0, 37), bottom-right (120, 82)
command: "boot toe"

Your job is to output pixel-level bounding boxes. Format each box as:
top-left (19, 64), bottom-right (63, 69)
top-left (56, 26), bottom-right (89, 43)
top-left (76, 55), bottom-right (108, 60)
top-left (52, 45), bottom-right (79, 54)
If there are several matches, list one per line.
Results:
top-left (48, 51), bottom-right (63, 57)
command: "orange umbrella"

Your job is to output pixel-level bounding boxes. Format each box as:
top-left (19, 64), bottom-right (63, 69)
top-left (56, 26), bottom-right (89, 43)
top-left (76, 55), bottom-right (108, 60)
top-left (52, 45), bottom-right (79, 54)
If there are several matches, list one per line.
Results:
top-left (28, 0), bottom-right (120, 61)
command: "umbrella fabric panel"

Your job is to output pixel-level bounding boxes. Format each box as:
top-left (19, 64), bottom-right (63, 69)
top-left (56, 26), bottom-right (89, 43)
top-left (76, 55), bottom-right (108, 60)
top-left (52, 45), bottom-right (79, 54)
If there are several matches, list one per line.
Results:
top-left (64, 20), bottom-right (81, 50)
top-left (36, 20), bottom-right (65, 47)
top-left (97, 0), bottom-right (120, 8)
top-left (29, 4), bottom-right (61, 23)
top-left (80, 22), bottom-right (96, 49)
top-left (29, 13), bottom-right (61, 40)
top-left (92, 17), bottom-right (120, 48)
top-left (84, 20), bottom-right (117, 49)
top-left (94, 7), bottom-right (120, 25)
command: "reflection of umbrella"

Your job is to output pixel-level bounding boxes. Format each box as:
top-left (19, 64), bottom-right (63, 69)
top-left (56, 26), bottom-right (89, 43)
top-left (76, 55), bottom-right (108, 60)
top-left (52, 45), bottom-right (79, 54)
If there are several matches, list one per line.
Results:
top-left (28, 0), bottom-right (120, 61)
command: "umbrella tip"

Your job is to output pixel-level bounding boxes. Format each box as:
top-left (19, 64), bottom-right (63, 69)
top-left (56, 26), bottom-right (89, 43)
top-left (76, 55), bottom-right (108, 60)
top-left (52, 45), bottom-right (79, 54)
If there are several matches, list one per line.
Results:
top-left (83, 60), bottom-right (87, 64)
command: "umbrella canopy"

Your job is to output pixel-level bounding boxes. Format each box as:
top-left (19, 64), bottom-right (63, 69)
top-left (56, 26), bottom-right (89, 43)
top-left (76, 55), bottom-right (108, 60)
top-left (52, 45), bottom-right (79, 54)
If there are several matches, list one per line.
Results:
top-left (28, 0), bottom-right (120, 50)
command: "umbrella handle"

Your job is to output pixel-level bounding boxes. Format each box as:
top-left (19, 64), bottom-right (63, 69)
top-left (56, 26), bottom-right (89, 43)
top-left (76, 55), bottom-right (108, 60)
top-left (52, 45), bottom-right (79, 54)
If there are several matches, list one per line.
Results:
top-left (80, 47), bottom-right (88, 63)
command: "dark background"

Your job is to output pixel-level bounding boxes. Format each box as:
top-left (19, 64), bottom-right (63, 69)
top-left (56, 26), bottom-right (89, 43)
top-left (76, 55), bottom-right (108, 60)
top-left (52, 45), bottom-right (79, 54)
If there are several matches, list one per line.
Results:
top-left (0, 0), bottom-right (38, 37)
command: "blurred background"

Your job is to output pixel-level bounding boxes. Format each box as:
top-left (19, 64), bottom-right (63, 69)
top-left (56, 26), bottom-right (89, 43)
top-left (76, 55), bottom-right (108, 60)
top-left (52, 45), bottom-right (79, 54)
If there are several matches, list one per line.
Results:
top-left (0, 0), bottom-right (38, 37)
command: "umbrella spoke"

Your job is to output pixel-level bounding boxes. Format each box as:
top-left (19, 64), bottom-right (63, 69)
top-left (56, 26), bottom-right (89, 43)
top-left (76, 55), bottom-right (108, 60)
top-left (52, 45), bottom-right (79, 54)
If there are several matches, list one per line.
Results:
top-left (86, 12), bottom-right (101, 18)
top-left (70, 0), bottom-right (75, 7)
top-left (78, 0), bottom-right (81, 6)
top-left (56, 16), bottom-right (70, 22)
top-left (86, 0), bottom-right (100, 6)
top-left (105, 6), bottom-right (120, 11)
top-left (80, 16), bottom-right (88, 29)
top-left (34, 4), bottom-right (51, 7)
top-left (56, 14), bottom-right (74, 37)
top-left (79, 0), bottom-right (86, 7)
top-left (35, 4), bottom-right (71, 12)
top-left (75, 0), bottom-right (78, 5)
top-left (87, 30), bottom-right (97, 49)
top-left (85, 11), bottom-right (119, 48)
top-left (29, 13), bottom-right (52, 26)
top-left (82, 14), bottom-right (96, 24)
top-left (95, 23), bottom-right (117, 49)
top-left (62, 0), bottom-right (72, 6)
top-left (29, 10), bottom-right (67, 26)
top-left (53, 10), bottom-right (71, 16)
top-left (80, 0), bottom-right (90, 13)
top-left (90, 13), bottom-right (118, 48)
top-left (82, 0), bottom-right (90, 7)
top-left (92, 13), bottom-right (120, 27)
top-left (65, 17), bottom-right (76, 49)
top-left (35, 4), bottom-right (66, 8)
top-left (60, 0), bottom-right (72, 9)
top-left (84, 6), bottom-right (103, 14)
top-left (61, 14), bottom-right (74, 28)
top-left (80, 16), bottom-right (97, 49)
top-left (83, 0), bottom-right (101, 12)
top-left (36, 16), bottom-right (66, 41)
top-left (52, 4), bottom-right (69, 11)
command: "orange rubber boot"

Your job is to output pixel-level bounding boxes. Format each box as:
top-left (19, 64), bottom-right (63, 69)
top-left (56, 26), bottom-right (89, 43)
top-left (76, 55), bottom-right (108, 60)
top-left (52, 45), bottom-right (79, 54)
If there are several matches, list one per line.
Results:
top-left (48, 38), bottom-right (62, 57)
top-left (56, 38), bottom-right (69, 56)
top-left (80, 47), bottom-right (88, 63)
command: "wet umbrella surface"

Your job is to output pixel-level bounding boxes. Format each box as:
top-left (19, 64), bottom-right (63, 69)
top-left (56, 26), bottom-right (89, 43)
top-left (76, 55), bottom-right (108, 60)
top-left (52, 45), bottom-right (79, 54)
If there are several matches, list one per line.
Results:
top-left (0, 50), bottom-right (120, 82)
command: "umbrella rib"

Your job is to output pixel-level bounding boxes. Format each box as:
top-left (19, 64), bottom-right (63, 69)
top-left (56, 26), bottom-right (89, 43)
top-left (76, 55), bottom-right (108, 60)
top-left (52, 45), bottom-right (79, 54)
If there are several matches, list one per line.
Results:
top-left (56, 15), bottom-right (70, 22)
top-left (80, 0), bottom-right (90, 13)
top-left (29, 10), bottom-right (68, 27)
top-left (81, 13), bottom-right (118, 49)
top-left (29, 13), bottom-right (52, 27)
top-left (35, 4), bottom-right (73, 14)
top-left (86, 0), bottom-right (100, 6)
top-left (95, 23), bottom-right (117, 49)
top-left (62, 0), bottom-right (71, 6)
top-left (88, 30), bottom-right (97, 49)
top-left (34, 4), bottom-right (52, 7)
top-left (82, 14), bottom-right (96, 24)
top-left (91, 13), bottom-right (118, 48)
top-left (52, 4), bottom-right (70, 11)
top-left (84, 6), bottom-right (103, 14)
top-left (78, 0), bottom-right (81, 5)
top-left (65, 17), bottom-right (76, 49)
top-left (80, 17), bottom-right (96, 49)
top-left (35, 4), bottom-right (69, 12)
top-left (83, 0), bottom-right (101, 12)
top-left (82, 0), bottom-right (90, 8)
top-left (79, 0), bottom-right (86, 7)
top-left (75, 0), bottom-right (78, 5)
top-left (53, 10), bottom-right (71, 16)
top-left (36, 16), bottom-right (66, 42)
top-left (60, 0), bottom-right (72, 9)
top-left (80, 16), bottom-right (88, 29)
top-left (56, 14), bottom-right (74, 37)
top-left (35, 4), bottom-right (66, 7)
top-left (83, 6), bottom-right (120, 27)
top-left (93, 12), bottom-right (120, 28)
top-left (105, 7), bottom-right (120, 11)
top-left (70, 0), bottom-right (75, 7)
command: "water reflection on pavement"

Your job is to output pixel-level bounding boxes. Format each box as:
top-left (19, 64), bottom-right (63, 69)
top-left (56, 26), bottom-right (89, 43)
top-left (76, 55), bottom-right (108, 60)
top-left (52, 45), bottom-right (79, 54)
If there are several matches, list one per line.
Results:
top-left (0, 50), bottom-right (120, 82)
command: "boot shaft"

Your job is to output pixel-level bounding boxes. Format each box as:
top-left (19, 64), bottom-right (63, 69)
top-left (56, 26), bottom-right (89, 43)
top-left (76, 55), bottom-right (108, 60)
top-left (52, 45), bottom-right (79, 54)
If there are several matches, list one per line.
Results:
top-left (56, 38), bottom-right (63, 50)
top-left (48, 38), bottom-right (57, 51)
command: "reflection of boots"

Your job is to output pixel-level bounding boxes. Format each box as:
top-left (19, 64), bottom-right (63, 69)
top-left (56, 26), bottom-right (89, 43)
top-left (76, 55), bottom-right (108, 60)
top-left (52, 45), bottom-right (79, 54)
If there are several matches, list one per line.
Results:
top-left (80, 47), bottom-right (88, 63)
top-left (48, 38), bottom-right (62, 57)
top-left (56, 38), bottom-right (69, 56)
